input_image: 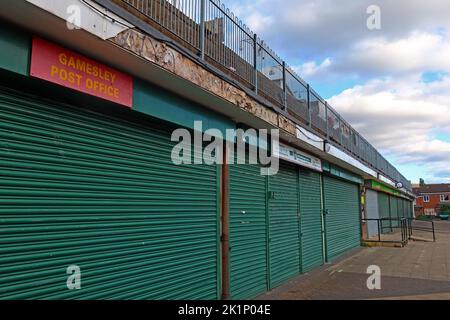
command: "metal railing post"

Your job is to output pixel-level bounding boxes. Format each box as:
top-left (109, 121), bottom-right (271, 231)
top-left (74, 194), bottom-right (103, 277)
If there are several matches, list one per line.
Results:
top-left (377, 219), bottom-right (381, 242)
top-left (282, 61), bottom-right (287, 110)
top-left (401, 219), bottom-right (405, 244)
top-left (199, 0), bottom-right (206, 60)
top-left (253, 33), bottom-right (258, 93)
top-left (325, 102), bottom-right (329, 138)
top-left (432, 220), bottom-right (436, 242)
top-left (307, 84), bottom-right (312, 127)
top-left (408, 219), bottom-right (412, 238)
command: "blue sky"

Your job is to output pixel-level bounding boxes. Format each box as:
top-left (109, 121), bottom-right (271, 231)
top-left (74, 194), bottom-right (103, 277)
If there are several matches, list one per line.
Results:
top-left (223, 0), bottom-right (450, 184)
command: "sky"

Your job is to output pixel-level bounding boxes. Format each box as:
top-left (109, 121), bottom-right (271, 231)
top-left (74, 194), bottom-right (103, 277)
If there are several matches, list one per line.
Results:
top-left (221, 0), bottom-right (450, 184)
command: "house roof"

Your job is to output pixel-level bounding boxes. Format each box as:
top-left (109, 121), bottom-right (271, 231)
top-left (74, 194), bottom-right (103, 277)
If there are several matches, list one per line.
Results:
top-left (413, 184), bottom-right (450, 195)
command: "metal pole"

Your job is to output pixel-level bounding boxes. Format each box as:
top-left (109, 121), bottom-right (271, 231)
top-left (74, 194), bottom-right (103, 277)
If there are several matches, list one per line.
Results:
top-left (253, 33), bottom-right (258, 93)
top-left (378, 220), bottom-right (381, 242)
top-left (401, 220), bottom-right (404, 244)
top-left (199, 0), bottom-right (206, 59)
top-left (325, 102), bottom-right (329, 138)
top-left (408, 219), bottom-right (412, 238)
top-left (432, 220), bottom-right (436, 242)
top-left (282, 61), bottom-right (287, 110)
top-left (307, 84), bottom-right (312, 127)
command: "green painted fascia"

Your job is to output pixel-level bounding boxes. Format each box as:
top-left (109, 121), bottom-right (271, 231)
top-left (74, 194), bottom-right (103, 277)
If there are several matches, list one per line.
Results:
top-left (371, 180), bottom-right (401, 196)
top-left (0, 22), bottom-right (235, 138)
top-left (322, 161), bottom-right (363, 185)
top-left (0, 21), bottom-right (30, 76)
top-left (322, 161), bottom-right (331, 172)
top-left (134, 79), bottom-right (235, 138)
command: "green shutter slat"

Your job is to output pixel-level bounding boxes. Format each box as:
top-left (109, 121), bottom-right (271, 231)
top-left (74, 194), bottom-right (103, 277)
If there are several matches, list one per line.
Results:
top-left (324, 176), bottom-right (360, 261)
top-left (378, 193), bottom-right (391, 234)
top-left (268, 162), bottom-right (300, 288)
top-left (389, 196), bottom-right (399, 227)
top-left (398, 198), bottom-right (404, 219)
top-left (0, 90), bottom-right (219, 300)
top-left (299, 169), bottom-right (323, 272)
top-left (229, 160), bottom-right (267, 300)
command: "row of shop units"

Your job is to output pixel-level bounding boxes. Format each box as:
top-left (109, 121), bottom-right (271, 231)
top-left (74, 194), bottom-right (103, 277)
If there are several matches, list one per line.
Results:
top-left (364, 181), bottom-right (414, 239)
top-left (0, 25), bottom-right (413, 300)
top-left (0, 79), bottom-right (361, 299)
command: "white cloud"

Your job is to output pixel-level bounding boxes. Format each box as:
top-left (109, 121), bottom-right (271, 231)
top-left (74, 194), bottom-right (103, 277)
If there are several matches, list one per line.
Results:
top-left (332, 31), bottom-right (450, 77)
top-left (329, 75), bottom-right (450, 182)
top-left (224, 0), bottom-right (450, 182)
top-left (293, 58), bottom-right (332, 78)
top-left (245, 12), bottom-right (274, 34)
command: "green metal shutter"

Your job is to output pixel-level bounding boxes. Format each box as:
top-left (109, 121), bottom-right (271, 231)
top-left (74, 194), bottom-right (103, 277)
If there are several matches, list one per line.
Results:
top-left (397, 198), bottom-right (404, 219)
top-left (378, 192), bottom-right (391, 233)
top-left (229, 160), bottom-right (267, 300)
top-left (403, 200), bottom-right (409, 218)
top-left (389, 196), bottom-right (399, 227)
top-left (323, 176), bottom-right (360, 261)
top-left (299, 169), bottom-right (323, 272)
top-left (407, 201), bottom-right (413, 218)
top-left (0, 90), bottom-right (220, 300)
top-left (268, 162), bottom-right (300, 288)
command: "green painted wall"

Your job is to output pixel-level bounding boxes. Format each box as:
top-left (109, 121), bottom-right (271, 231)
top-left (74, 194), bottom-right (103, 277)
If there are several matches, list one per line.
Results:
top-left (0, 21), bottom-right (234, 136)
top-left (0, 21), bottom-right (30, 76)
top-left (134, 79), bottom-right (235, 137)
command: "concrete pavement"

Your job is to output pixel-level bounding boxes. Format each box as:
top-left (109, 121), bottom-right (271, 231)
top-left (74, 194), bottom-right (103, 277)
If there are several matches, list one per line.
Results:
top-left (256, 220), bottom-right (450, 300)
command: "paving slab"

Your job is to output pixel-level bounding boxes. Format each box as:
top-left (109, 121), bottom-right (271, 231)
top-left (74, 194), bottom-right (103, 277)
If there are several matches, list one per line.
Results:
top-left (256, 220), bottom-right (450, 300)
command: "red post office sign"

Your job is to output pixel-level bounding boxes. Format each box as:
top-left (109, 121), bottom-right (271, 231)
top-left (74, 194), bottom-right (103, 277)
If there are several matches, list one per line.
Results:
top-left (30, 37), bottom-right (133, 108)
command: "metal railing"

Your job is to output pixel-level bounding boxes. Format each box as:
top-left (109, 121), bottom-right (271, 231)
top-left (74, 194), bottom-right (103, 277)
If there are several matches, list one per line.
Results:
top-left (363, 218), bottom-right (410, 246)
top-left (363, 218), bottom-right (436, 245)
top-left (114, 0), bottom-right (411, 190)
top-left (407, 218), bottom-right (436, 242)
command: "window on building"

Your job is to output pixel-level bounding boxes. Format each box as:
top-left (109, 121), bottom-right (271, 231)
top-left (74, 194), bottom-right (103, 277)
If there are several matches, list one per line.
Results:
top-left (440, 194), bottom-right (449, 202)
top-left (423, 195), bottom-right (430, 203)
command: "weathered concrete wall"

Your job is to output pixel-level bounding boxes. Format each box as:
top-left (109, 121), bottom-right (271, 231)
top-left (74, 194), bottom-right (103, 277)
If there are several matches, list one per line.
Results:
top-left (111, 28), bottom-right (297, 136)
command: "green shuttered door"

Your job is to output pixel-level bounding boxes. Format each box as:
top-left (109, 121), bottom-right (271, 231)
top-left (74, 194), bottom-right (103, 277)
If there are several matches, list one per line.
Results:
top-left (0, 90), bottom-right (219, 300)
top-left (229, 161), bottom-right (267, 300)
top-left (268, 162), bottom-right (300, 288)
top-left (323, 176), bottom-right (360, 261)
top-left (230, 160), bottom-right (325, 299)
top-left (299, 169), bottom-right (323, 272)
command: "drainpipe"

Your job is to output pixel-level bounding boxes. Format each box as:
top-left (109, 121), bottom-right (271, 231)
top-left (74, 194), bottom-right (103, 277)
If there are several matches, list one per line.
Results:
top-left (221, 144), bottom-right (230, 300)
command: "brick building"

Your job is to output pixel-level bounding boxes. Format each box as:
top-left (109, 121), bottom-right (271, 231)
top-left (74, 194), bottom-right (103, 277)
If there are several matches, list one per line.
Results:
top-left (413, 184), bottom-right (450, 216)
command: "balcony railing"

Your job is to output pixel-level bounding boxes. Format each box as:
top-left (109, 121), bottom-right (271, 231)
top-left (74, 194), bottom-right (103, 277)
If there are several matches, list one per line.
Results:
top-left (109, 0), bottom-right (411, 191)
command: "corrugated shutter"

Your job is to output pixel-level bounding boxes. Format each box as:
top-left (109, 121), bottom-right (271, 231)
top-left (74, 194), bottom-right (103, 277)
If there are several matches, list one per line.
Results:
top-left (268, 162), bottom-right (300, 288)
top-left (229, 160), bottom-right (267, 300)
top-left (299, 169), bottom-right (323, 272)
top-left (403, 199), bottom-right (409, 218)
top-left (389, 196), bottom-right (399, 227)
top-left (407, 201), bottom-right (413, 218)
top-left (378, 192), bottom-right (391, 234)
top-left (0, 89), bottom-right (220, 300)
top-left (323, 176), bottom-right (360, 261)
top-left (398, 198), bottom-right (405, 219)
top-left (366, 190), bottom-right (379, 238)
